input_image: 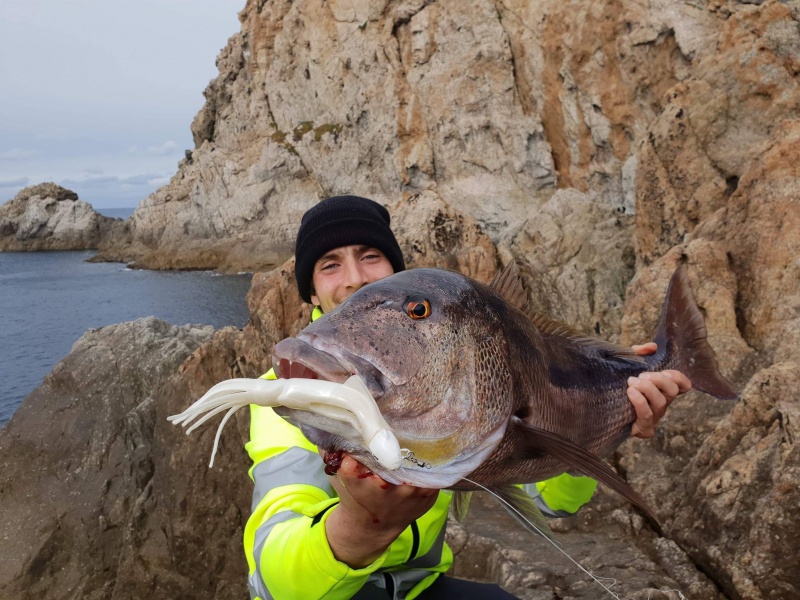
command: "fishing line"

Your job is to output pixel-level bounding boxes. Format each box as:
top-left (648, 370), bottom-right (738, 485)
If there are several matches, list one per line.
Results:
top-left (461, 477), bottom-right (624, 600)
top-left (634, 588), bottom-right (686, 600)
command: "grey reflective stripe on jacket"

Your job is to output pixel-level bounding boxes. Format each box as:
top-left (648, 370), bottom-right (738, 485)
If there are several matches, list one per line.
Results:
top-left (523, 483), bottom-right (575, 518)
top-left (249, 447), bottom-right (335, 600)
top-left (249, 510), bottom-right (297, 600)
top-left (355, 569), bottom-right (439, 600)
top-left (251, 446), bottom-right (333, 512)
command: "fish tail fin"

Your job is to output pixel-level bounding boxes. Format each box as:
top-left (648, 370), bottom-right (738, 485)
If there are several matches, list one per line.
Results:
top-left (651, 262), bottom-right (738, 400)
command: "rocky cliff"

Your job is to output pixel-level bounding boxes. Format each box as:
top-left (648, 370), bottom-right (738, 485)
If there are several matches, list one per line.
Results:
top-left (2, 0), bottom-right (799, 598)
top-left (0, 183), bottom-right (127, 251)
top-left (94, 0), bottom-right (800, 277)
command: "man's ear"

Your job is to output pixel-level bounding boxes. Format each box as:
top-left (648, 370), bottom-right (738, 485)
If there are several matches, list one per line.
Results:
top-left (310, 284), bottom-right (320, 308)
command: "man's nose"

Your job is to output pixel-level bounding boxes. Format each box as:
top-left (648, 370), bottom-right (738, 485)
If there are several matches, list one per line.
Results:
top-left (343, 260), bottom-right (369, 290)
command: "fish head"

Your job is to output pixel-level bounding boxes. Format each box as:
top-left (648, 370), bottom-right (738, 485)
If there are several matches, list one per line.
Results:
top-left (272, 268), bottom-right (516, 488)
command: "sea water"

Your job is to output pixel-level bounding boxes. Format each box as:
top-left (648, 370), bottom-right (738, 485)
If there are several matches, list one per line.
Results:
top-left (0, 211), bottom-right (253, 426)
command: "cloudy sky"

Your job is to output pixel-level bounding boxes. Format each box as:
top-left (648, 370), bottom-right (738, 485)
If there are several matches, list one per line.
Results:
top-left (0, 1), bottom-right (242, 209)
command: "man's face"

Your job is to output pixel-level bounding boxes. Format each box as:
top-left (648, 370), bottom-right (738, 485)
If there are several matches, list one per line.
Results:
top-left (311, 244), bottom-right (395, 313)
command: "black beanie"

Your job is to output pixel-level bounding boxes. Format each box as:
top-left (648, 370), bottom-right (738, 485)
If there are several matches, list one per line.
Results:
top-left (294, 195), bottom-right (406, 303)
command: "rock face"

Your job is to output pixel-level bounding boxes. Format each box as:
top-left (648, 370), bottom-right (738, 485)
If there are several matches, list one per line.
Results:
top-left (94, 0), bottom-right (800, 275)
top-left (447, 491), bottom-right (725, 600)
top-left (0, 318), bottom-right (214, 600)
top-left (0, 183), bottom-right (127, 251)
top-left (510, 189), bottom-right (635, 342)
top-left (616, 102), bottom-right (800, 600)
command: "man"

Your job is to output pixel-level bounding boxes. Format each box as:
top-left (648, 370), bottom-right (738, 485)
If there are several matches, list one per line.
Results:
top-left (244, 195), bottom-right (690, 600)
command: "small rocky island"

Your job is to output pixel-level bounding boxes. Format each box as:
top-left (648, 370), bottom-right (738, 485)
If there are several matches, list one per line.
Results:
top-left (0, 183), bottom-right (128, 251)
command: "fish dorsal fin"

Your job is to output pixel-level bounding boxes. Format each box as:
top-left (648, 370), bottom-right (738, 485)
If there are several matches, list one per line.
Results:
top-left (489, 261), bottom-right (529, 312)
top-left (490, 261), bottom-right (644, 364)
top-left (528, 311), bottom-right (586, 339)
top-left (529, 312), bottom-right (646, 364)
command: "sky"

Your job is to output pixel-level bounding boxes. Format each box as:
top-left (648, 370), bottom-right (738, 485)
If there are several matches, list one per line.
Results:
top-left (0, 1), bottom-right (243, 209)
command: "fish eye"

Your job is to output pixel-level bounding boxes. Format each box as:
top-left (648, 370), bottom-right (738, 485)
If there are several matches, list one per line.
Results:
top-left (406, 298), bottom-right (431, 319)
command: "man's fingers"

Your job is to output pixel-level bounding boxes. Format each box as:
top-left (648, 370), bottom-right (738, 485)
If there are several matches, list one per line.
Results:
top-left (332, 455), bottom-right (436, 499)
top-left (663, 369), bottom-right (693, 393)
top-left (626, 359), bottom-right (692, 438)
top-left (335, 456), bottom-right (385, 485)
top-left (627, 384), bottom-right (654, 439)
top-left (633, 375), bottom-right (669, 421)
top-left (639, 372), bottom-right (679, 408)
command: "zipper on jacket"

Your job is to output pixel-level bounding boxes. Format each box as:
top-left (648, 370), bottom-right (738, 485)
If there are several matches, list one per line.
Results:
top-left (408, 521), bottom-right (420, 561)
top-left (383, 572), bottom-right (396, 598)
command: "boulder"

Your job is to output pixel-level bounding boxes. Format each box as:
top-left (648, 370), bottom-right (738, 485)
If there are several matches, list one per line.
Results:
top-left (0, 318), bottom-right (214, 600)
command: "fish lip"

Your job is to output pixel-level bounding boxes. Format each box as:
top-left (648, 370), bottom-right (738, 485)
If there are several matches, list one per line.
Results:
top-left (272, 335), bottom-right (386, 400)
top-left (298, 332), bottom-right (387, 400)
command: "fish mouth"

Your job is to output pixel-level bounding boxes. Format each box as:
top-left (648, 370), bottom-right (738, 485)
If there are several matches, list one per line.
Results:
top-left (272, 335), bottom-right (386, 400)
top-left (271, 335), bottom-right (389, 462)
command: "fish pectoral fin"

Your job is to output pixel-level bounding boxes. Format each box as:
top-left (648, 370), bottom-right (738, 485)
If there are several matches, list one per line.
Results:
top-left (450, 491), bottom-right (473, 523)
top-left (509, 419), bottom-right (660, 529)
top-left (456, 477), bottom-right (554, 539)
top-left (488, 484), bottom-right (554, 540)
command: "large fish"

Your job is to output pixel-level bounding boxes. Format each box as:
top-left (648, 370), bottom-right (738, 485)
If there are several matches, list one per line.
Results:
top-left (271, 262), bottom-right (737, 531)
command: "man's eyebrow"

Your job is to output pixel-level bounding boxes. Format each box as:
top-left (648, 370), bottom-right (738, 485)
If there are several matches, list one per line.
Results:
top-left (316, 246), bottom-right (377, 264)
top-left (315, 250), bottom-right (342, 264)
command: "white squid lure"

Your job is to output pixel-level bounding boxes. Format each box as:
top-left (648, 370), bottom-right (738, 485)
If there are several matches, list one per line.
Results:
top-left (168, 376), bottom-right (402, 470)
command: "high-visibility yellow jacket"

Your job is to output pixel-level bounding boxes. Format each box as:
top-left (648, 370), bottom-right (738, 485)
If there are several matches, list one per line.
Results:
top-left (244, 307), bottom-right (597, 600)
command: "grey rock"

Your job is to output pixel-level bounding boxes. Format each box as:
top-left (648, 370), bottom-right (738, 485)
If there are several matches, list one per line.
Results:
top-left (0, 183), bottom-right (128, 251)
top-left (0, 318), bottom-right (214, 600)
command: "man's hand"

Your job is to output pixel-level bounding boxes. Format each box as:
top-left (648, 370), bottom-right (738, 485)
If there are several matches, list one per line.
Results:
top-left (628, 342), bottom-right (692, 438)
top-left (324, 454), bottom-right (438, 568)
